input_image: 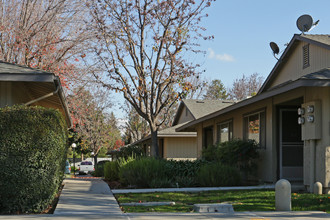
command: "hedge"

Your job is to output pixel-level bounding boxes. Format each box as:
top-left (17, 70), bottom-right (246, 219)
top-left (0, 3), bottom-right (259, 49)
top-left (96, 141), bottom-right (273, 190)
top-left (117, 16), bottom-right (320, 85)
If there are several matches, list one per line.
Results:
top-left (0, 105), bottom-right (68, 214)
top-left (196, 162), bottom-right (241, 187)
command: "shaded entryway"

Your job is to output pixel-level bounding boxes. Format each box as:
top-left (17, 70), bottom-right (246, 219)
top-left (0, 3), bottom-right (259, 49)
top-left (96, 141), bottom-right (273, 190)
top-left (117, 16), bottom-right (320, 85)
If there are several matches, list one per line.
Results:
top-left (277, 98), bottom-right (304, 181)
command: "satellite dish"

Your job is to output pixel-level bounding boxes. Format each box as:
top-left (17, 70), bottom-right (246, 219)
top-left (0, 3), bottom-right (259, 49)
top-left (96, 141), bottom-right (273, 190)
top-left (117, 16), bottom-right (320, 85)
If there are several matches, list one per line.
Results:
top-left (270, 42), bottom-right (280, 60)
top-left (296, 14), bottom-right (313, 33)
top-left (270, 42), bottom-right (279, 55)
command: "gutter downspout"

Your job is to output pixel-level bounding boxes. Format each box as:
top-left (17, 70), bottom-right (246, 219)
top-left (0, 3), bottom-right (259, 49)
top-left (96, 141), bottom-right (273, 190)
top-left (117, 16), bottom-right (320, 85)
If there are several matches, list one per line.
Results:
top-left (24, 85), bottom-right (59, 106)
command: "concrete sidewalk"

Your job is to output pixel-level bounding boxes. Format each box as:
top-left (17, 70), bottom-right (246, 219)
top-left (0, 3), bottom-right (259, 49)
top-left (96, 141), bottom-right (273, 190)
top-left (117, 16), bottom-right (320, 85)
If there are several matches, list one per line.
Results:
top-left (0, 179), bottom-right (329, 219)
top-left (54, 178), bottom-right (124, 217)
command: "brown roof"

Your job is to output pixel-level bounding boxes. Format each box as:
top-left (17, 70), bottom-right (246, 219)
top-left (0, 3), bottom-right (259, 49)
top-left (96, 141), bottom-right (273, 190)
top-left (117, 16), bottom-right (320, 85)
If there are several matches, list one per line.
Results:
top-left (176, 68), bottom-right (330, 132)
top-left (183, 99), bottom-right (235, 119)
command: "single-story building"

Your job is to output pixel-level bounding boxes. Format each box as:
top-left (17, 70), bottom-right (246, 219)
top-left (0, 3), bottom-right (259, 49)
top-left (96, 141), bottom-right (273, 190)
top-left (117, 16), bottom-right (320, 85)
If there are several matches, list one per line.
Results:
top-left (134, 99), bottom-right (234, 160)
top-left (177, 34), bottom-right (330, 193)
top-left (0, 61), bottom-right (71, 127)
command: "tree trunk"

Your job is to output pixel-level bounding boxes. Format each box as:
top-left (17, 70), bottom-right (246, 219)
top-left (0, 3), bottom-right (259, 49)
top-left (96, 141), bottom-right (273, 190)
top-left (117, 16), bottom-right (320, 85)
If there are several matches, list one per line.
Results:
top-left (151, 130), bottom-right (159, 158)
top-left (94, 154), bottom-right (98, 166)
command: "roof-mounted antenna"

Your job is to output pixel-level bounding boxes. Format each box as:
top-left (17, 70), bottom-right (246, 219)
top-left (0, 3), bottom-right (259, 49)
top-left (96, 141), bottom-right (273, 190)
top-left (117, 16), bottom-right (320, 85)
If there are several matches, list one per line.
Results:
top-left (296, 14), bottom-right (319, 34)
top-left (270, 42), bottom-right (280, 60)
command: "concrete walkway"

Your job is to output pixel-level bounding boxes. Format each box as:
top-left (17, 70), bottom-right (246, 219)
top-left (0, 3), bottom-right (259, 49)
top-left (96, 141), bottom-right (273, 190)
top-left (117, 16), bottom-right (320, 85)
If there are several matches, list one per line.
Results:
top-left (0, 179), bottom-right (329, 219)
top-left (54, 178), bottom-right (124, 217)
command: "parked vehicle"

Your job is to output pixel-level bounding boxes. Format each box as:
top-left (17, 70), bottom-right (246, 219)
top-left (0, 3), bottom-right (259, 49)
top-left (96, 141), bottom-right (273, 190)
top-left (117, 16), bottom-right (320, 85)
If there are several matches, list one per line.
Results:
top-left (65, 160), bottom-right (71, 174)
top-left (78, 161), bottom-right (94, 175)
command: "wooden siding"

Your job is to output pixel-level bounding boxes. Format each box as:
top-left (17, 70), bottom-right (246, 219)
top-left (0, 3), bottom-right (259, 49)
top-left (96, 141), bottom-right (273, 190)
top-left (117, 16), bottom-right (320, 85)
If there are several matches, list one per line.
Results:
top-left (269, 42), bottom-right (330, 89)
top-left (164, 137), bottom-right (197, 160)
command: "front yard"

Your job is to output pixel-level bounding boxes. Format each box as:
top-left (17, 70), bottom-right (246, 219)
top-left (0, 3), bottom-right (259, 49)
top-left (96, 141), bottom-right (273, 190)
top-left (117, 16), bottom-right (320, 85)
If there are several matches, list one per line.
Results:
top-left (114, 190), bottom-right (330, 213)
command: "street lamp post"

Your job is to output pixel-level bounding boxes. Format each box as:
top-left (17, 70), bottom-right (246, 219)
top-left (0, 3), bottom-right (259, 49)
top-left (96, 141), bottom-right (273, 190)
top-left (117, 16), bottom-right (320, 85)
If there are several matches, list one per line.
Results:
top-left (71, 143), bottom-right (77, 177)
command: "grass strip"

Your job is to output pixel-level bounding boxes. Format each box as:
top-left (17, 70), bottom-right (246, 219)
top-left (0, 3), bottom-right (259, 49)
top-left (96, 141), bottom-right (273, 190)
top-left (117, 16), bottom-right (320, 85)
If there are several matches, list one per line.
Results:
top-left (114, 190), bottom-right (330, 213)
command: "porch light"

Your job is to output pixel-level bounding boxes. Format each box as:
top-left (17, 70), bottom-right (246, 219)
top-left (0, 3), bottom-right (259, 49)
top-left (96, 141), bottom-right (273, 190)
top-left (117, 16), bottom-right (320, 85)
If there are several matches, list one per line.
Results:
top-left (298, 117), bottom-right (305, 125)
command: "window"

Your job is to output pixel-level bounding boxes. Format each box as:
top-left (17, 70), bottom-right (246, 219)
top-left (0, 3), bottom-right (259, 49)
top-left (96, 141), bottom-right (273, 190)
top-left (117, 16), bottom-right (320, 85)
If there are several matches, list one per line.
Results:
top-left (203, 126), bottom-right (214, 148)
top-left (303, 44), bottom-right (310, 69)
top-left (244, 110), bottom-right (266, 148)
top-left (217, 120), bottom-right (233, 144)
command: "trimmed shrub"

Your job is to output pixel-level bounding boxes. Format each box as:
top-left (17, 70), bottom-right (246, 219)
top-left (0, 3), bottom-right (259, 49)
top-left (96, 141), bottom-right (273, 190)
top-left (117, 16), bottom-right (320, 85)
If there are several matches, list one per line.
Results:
top-left (0, 105), bottom-right (68, 214)
top-left (196, 162), bottom-right (241, 187)
top-left (104, 161), bottom-right (119, 181)
top-left (119, 157), bottom-right (172, 188)
top-left (163, 159), bottom-right (207, 187)
top-left (93, 161), bottom-right (109, 177)
top-left (202, 139), bottom-right (259, 176)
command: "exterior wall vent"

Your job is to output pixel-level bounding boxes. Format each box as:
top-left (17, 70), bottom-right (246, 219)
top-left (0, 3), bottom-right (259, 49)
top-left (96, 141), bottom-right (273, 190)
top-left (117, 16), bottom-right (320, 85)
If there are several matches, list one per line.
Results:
top-left (303, 44), bottom-right (310, 69)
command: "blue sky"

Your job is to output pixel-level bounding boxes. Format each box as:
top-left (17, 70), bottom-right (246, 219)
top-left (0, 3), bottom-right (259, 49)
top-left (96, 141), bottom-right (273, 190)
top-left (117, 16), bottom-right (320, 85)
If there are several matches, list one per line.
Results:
top-left (197, 0), bottom-right (330, 87)
top-left (113, 0), bottom-right (330, 120)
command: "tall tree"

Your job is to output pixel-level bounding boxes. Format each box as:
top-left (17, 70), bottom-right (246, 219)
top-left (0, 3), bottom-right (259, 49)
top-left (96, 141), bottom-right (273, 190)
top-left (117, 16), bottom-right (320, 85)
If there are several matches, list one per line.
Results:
top-left (123, 103), bottom-right (150, 144)
top-left (88, 0), bottom-right (214, 156)
top-left (228, 73), bottom-right (264, 101)
top-left (67, 88), bottom-right (121, 164)
top-left (0, 0), bottom-right (90, 88)
top-left (203, 79), bottom-right (228, 100)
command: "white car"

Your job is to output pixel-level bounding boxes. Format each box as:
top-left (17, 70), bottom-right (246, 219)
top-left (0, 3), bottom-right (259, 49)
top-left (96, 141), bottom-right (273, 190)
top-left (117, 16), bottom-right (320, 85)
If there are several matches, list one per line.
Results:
top-left (78, 161), bottom-right (94, 175)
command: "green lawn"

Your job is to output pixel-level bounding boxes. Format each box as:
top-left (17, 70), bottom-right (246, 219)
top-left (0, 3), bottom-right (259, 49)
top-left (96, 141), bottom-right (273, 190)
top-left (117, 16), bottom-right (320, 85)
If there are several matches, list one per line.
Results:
top-left (114, 190), bottom-right (330, 213)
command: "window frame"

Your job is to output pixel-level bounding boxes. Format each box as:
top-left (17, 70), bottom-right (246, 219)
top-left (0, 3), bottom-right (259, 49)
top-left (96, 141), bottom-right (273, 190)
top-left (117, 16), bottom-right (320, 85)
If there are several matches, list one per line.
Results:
top-left (216, 119), bottom-right (233, 144)
top-left (243, 109), bottom-right (266, 149)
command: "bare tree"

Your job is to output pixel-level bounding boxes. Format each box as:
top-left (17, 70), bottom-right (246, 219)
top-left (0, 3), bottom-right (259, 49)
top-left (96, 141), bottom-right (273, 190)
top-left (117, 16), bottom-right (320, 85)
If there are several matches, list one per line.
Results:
top-left (0, 0), bottom-right (91, 88)
top-left (124, 106), bottom-right (150, 144)
top-left (87, 0), bottom-right (214, 156)
top-left (228, 73), bottom-right (264, 101)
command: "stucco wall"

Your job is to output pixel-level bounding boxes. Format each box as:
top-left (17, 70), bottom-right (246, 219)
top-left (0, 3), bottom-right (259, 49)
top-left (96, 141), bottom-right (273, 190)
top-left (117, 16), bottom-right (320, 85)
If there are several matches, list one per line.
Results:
top-left (177, 106), bottom-right (194, 124)
top-left (302, 87), bottom-right (330, 191)
top-left (0, 82), bottom-right (13, 107)
top-left (164, 137), bottom-right (197, 160)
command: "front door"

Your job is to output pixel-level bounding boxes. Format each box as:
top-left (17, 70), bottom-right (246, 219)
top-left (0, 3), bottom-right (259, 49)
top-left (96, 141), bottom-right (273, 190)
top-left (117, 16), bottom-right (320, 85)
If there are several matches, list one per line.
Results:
top-left (279, 109), bottom-right (303, 181)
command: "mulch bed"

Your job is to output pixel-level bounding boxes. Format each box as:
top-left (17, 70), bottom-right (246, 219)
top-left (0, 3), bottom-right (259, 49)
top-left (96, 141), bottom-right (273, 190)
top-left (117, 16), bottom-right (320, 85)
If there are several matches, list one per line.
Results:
top-left (41, 184), bottom-right (64, 214)
top-left (103, 180), bottom-right (123, 189)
